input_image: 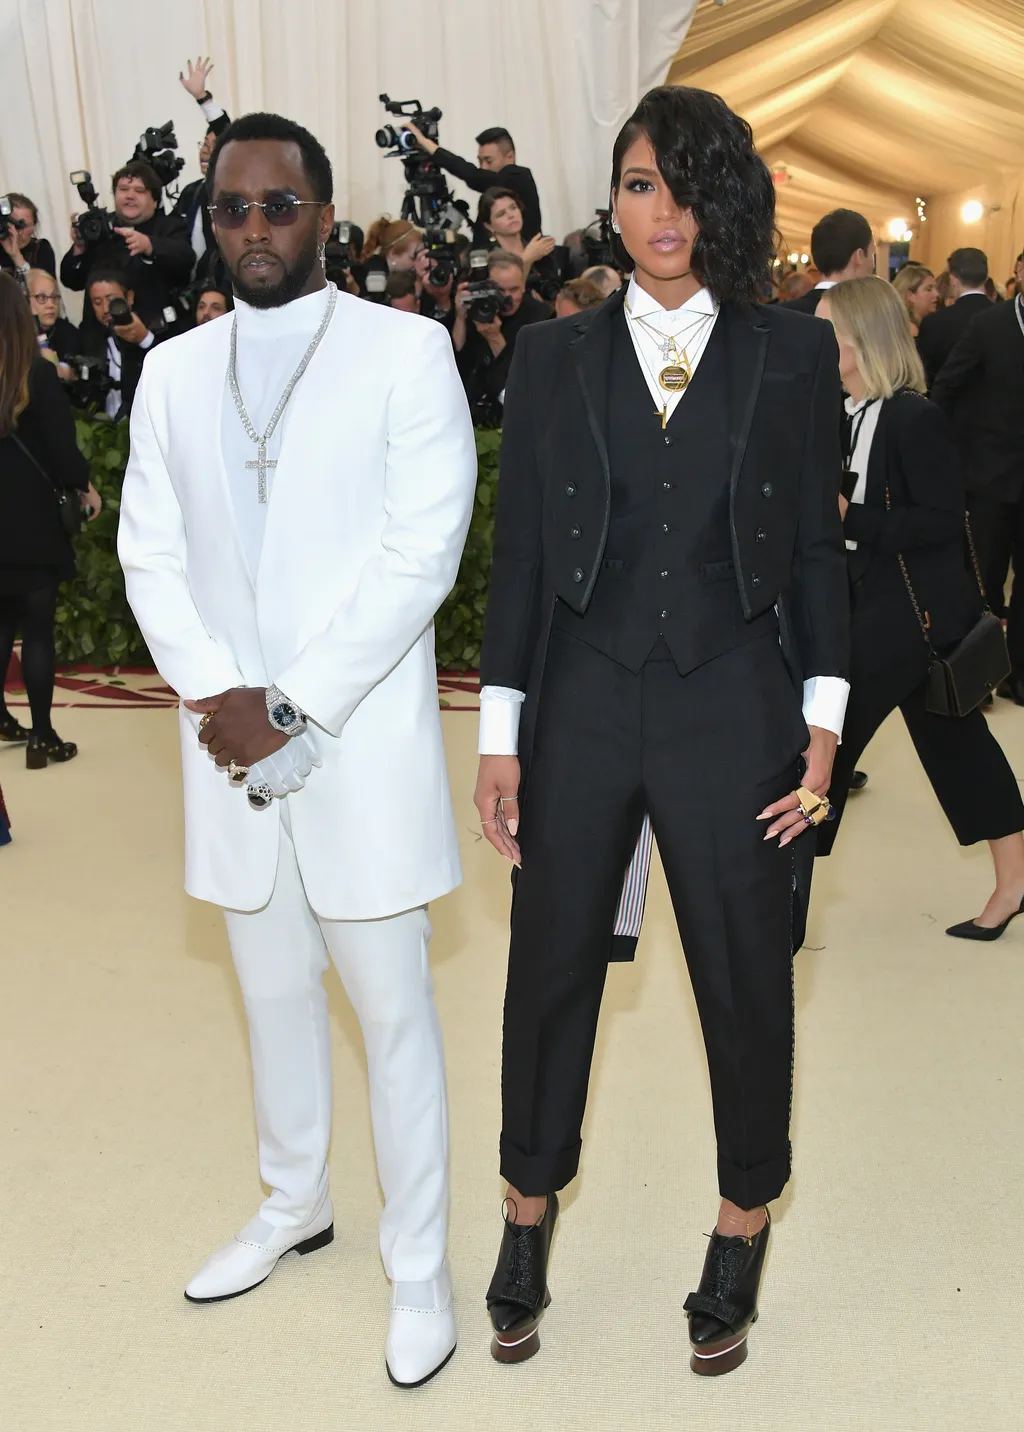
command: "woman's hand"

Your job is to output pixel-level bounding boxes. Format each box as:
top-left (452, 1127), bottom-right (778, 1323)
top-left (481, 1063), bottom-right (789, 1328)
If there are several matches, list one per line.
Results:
top-left (179, 57), bottom-right (214, 100)
top-left (474, 755), bottom-right (522, 866)
top-left (82, 483), bottom-right (102, 520)
top-left (838, 493), bottom-right (849, 518)
top-left (756, 726), bottom-right (838, 847)
top-left (523, 234), bottom-right (555, 268)
top-left (1, 227), bottom-right (22, 264)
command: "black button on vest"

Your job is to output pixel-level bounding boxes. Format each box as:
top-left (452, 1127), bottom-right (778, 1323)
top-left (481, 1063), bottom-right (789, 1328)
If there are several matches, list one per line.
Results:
top-left (554, 311), bottom-right (777, 673)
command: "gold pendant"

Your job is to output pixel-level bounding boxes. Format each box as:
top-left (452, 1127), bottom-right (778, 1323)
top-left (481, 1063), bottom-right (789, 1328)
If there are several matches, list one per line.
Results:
top-left (659, 364), bottom-right (690, 393)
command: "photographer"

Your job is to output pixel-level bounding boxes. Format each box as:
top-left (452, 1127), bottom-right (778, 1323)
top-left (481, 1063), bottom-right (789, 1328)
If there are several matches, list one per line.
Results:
top-left (0, 194), bottom-right (56, 278)
top-left (404, 121), bottom-right (542, 242)
top-left (79, 268), bottom-right (165, 419)
top-left (452, 251), bottom-right (548, 411)
top-left (60, 161), bottom-right (193, 331)
top-left (478, 188), bottom-right (556, 284)
top-left (414, 245), bottom-right (456, 325)
top-left (193, 283), bottom-right (232, 325)
top-left (26, 270), bottom-right (79, 375)
top-left (172, 57), bottom-right (232, 277)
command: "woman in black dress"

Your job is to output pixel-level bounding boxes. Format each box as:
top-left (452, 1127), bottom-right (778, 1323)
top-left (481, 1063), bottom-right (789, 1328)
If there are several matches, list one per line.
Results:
top-left (813, 275), bottom-right (1024, 938)
top-left (0, 273), bottom-right (99, 767)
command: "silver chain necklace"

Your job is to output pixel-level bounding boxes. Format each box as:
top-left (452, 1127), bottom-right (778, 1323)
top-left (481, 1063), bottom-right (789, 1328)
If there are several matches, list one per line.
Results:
top-left (228, 281), bottom-right (338, 503)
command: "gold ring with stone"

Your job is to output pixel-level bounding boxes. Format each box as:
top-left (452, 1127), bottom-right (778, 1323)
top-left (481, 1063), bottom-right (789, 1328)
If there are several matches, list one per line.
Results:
top-left (199, 712), bottom-right (213, 731)
top-left (796, 785), bottom-right (831, 826)
top-left (228, 761), bottom-right (250, 784)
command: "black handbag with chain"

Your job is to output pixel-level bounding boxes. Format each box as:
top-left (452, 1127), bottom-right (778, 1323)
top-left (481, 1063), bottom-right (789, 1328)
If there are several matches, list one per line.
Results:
top-left (11, 431), bottom-right (83, 539)
top-left (887, 485), bottom-right (1010, 716)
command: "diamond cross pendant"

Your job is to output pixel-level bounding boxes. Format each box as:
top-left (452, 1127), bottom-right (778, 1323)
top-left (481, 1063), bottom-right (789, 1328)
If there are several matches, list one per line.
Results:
top-left (245, 443), bottom-right (278, 504)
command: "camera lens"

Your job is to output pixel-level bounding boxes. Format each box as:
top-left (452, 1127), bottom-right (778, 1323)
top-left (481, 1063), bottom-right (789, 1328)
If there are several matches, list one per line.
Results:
top-left (375, 126), bottom-right (397, 149)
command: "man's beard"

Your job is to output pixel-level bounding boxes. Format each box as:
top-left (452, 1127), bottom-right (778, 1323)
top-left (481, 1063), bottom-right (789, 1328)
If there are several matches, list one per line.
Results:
top-left (231, 230), bottom-right (320, 309)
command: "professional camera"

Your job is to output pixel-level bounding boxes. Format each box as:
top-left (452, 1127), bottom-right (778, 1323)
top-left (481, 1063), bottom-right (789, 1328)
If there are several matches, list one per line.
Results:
top-left (376, 95), bottom-right (469, 285)
top-left (0, 195), bottom-right (25, 244)
top-left (68, 171), bottom-right (116, 246)
top-left (583, 209), bottom-right (616, 268)
top-left (65, 353), bottom-right (115, 411)
top-left (527, 245), bottom-right (572, 304)
top-left (133, 121), bottom-right (185, 191)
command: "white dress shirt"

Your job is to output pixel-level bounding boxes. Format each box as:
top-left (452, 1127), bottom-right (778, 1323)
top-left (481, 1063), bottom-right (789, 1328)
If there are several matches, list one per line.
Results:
top-left (843, 395), bottom-right (882, 551)
top-left (478, 274), bottom-right (849, 754)
top-left (105, 329), bottom-right (154, 419)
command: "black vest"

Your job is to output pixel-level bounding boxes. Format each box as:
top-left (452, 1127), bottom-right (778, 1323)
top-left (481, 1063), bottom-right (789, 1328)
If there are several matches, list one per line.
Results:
top-left (553, 310), bottom-right (777, 673)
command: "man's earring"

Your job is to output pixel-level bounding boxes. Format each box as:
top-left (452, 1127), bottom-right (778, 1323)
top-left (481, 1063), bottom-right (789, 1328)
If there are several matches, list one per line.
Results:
top-left (611, 219), bottom-right (621, 234)
top-left (318, 242), bottom-right (327, 270)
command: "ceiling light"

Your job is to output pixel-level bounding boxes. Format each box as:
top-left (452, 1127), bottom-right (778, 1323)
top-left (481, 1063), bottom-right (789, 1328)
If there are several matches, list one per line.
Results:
top-left (902, 228), bottom-right (913, 243)
top-left (961, 199), bottom-right (984, 224)
top-left (787, 252), bottom-right (799, 263)
top-left (888, 218), bottom-right (908, 241)
top-left (800, 254), bottom-right (808, 264)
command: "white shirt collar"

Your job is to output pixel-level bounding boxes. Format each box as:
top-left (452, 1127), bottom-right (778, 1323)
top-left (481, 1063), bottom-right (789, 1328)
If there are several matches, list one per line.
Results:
top-left (814, 279), bottom-right (837, 290)
top-left (234, 281), bottom-right (332, 339)
top-left (625, 272), bottom-right (716, 322)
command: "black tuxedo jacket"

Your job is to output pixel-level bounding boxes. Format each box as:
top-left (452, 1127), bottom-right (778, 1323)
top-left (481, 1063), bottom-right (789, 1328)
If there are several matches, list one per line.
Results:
top-left (59, 209), bottom-right (194, 331)
top-left (781, 285), bottom-right (829, 316)
top-left (480, 287), bottom-right (849, 754)
top-left (433, 149), bottom-right (542, 241)
top-left (843, 391), bottom-right (979, 663)
top-left (917, 293), bottom-right (990, 388)
top-left (929, 297), bottom-right (1024, 502)
top-left (80, 324), bottom-right (162, 418)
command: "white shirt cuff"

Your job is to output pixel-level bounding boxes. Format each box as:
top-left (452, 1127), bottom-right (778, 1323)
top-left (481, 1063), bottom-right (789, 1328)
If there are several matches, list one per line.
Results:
top-left (478, 685), bottom-right (525, 755)
top-left (802, 675), bottom-right (849, 741)
top-left (139, 330), bottom-right (155, 350)
top-left (199, 98), bottom-right (226, 124)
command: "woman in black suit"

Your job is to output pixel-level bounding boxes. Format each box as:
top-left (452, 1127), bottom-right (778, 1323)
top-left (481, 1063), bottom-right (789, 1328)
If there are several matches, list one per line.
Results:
top-left (816, 276), bottom-right (1024, 938)
top-left (0, 273), bottom-right (98, 767)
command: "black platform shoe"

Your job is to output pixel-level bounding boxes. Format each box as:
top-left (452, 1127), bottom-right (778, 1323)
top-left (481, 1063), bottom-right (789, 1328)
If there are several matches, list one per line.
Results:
top-left (26, 730), bottom-right (78, 770)
top-left (486, 1192), bottom-right (559, 1364)
top-left (0, 714), bottom-right (30, 743)
top-left (684, 1209), bottom-right (770, 1376)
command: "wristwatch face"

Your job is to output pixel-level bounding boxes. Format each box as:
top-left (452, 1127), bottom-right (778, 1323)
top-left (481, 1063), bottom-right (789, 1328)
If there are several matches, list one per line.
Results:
top-left (272, 702), bottom-right (298, 728)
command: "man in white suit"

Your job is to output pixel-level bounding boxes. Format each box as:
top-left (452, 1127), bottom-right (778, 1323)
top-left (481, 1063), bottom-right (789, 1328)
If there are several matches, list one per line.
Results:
top-left (118, 113), bottom-right (477, 1388)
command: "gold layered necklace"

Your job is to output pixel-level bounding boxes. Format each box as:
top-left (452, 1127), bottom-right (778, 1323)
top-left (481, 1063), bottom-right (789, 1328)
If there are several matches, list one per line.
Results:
top-left (624, 297), bottom-right (718, 427)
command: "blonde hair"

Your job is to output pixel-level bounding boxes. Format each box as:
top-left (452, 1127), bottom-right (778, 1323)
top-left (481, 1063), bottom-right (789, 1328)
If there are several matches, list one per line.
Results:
top-left (825, 275), bottom-right (926, 398)
top-left (891, 262), bottom-right (933, 322)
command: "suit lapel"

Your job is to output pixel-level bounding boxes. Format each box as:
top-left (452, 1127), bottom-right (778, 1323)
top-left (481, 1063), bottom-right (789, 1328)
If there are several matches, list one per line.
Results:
top-left (722, 300), bottom-right (770, 509)
top-left (568, 288), bottom-right (625, 505)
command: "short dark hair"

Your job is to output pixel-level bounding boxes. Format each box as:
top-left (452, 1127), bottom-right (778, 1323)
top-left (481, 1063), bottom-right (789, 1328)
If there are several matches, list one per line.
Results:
top-left (85, 267), bottom-right (130, 296)
top-left (479, 187), bottom-right (523, 229)
top-left (111, 160), bottom-right (163, 203)
top-left (610, 86), bottom-right (776, 304)
top-left (488, 251), bottom-right (524, 276)
top-left (809, 210), bottom-right (873, 276)
top-left (6, 192), bottom-right (39, 224)
top-left (196, 283), bottom-right (233, 310)
top-left (385, 270), bottom-right (417, 299)
top-left (476, 127), bottom-right (514, 153)
top-left (947, 247), bottom-right (988, 287)
top-left (207, 112), bottom-right (333, 203)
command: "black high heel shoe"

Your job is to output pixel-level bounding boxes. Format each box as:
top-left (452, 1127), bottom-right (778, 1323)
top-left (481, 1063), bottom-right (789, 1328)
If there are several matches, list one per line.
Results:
top-left (0, 714), bottom-right (30, 743)
top-left (26, 730), bottom-right (78, 770)
top-left (486, 1192), bottom-right (558, 1364)
top-left (684, 1209), bottom-right (770, 1376)
top-left (946, 894), bottom-right (1024, 942)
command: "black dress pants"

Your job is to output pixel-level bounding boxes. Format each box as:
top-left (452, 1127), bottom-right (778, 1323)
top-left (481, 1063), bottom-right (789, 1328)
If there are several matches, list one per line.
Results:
top-left (499, 626), bottom-right (810, 1209)
top-left (968, 492), bottom-right (1024, 670)
top-left (819, 644), bottom-right (1024, 856)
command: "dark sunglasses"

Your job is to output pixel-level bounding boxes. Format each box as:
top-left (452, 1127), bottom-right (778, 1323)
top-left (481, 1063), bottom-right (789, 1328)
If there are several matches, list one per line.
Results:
top-left (207, 191), bottom-right (322, 230)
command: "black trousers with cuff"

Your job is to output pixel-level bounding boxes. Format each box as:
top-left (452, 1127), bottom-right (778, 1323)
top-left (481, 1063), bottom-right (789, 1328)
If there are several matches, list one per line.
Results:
top-left (498, 626), bottom-right (809, 1210)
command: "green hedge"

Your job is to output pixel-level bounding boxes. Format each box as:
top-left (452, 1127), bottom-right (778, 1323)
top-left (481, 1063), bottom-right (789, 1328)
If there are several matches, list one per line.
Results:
top-left (57, 419), bottom-right (500, 672)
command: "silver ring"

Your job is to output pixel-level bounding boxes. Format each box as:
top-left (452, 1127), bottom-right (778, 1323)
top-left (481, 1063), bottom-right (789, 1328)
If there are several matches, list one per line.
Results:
top-left (228, 761), bottom-right (249, 784)
top-left (481, 819), bottom-right (498, 826)
top-left (498, 796), bottom-right (518, 804)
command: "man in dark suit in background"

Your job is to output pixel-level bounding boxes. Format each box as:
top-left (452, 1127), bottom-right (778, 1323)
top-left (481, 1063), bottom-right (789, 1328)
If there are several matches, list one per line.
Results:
top-left (80, 268), bottom-right (166, 419)
top-left (404, 120), bottom-right (542, 242)
top-left (782, 209), bottom-right (876, 315)
top-left (917, 247), bottom-right (991, 386)
top-left (932, 248), bottom-right (1024, 701)
top-left (171, 56), bottom-right (232, 281)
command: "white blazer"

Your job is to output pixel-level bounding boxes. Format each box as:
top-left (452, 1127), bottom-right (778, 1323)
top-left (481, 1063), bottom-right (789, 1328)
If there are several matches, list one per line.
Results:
top-left (118, 292), bottom-right (477, 919)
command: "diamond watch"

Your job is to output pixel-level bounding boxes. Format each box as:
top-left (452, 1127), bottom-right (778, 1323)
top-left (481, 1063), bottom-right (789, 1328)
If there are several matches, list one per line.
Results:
top-left (265, 684), bottom-right (307, 737)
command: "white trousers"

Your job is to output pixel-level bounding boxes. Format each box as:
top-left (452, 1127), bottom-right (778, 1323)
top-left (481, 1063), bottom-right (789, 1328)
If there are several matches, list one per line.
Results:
top-left (222, 816), bottom-right (449, 1283)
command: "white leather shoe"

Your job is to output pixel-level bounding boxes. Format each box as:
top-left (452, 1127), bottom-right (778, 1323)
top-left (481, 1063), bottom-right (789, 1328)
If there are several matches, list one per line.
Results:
top-left (184, 1196), bottom-right (334, 1303)
top-left (385, 1260), bottom-right (457, 1388)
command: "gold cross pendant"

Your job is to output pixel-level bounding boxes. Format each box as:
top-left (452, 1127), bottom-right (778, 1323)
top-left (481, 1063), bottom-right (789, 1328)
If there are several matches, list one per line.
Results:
top-left (658, 404), bottom-right (668, 430)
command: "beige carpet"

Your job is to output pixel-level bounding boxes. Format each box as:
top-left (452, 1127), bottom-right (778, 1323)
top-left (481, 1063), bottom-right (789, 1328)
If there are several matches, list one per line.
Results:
top-left (2, 700), bottom-right (1023, 1432)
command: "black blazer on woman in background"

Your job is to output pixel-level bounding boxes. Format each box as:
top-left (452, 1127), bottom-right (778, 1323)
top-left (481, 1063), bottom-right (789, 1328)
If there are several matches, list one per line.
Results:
top-left (843, 389), bottom-right (980, 668)
top-left (0, 357), bottom-right (90, 583)
top-left (0, 237), bottom-right (56, 277)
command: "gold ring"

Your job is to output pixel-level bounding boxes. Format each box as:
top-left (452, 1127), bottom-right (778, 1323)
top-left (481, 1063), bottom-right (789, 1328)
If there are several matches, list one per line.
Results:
top-left (796, 785), bottom-right (830, 826)
top-left (199, 712), bottom-right (213, 731)
top-left (228, 761), bottom-right (250, 784)
top-left (481, 819), bottom-right (498, 826)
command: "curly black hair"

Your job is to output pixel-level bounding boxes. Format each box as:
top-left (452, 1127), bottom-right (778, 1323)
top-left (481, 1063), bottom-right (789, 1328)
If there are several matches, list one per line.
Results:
top-left (610, 86), bottom-right (776, 304)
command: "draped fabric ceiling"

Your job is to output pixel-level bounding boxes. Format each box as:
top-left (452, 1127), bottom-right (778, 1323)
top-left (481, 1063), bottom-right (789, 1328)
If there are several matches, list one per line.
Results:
top-left (669, 0), bottom-right (1024, 277)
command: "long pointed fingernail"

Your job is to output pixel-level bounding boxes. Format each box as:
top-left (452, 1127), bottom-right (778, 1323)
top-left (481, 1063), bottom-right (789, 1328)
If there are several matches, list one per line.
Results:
top-left (507, 819), bottom-right (518, 836)
top-left (764, 828), bottom-right (779, 840)
top-left (756, 809), bottom-right (772, 820)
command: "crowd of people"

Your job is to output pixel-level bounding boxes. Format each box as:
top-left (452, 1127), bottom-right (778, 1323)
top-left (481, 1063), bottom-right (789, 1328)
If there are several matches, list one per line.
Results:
top-left (1, 66), bottom-right (1023, 1393)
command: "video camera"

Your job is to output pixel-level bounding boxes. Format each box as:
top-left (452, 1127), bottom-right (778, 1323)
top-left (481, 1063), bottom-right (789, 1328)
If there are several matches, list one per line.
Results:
top-left (132, 121), bottom-right (185, 192)
top-left (68, 171), bottom-right (116, 246)
top-left (376, 95), bottom-right (469, 288)
top-left (0, 195), bottom-right (25, 245)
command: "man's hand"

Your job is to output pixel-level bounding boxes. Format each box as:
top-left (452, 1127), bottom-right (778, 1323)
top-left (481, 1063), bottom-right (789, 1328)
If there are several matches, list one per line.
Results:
top-left (115, 227), bottom-right (153, 258)
top-left (404, 121), bottom-right (438, 156)
top-left (70, 215), bottom-right (86, 256)
top-left (180, 56), bottom-right (214, 100)
top-left (113, 312), bottom-right (151, 345)
top-left (474, 755), bottom-right (522, 866)
top-left (756, 725), bottom-right (839, 847)
top-left (184, 688), bottom-right (290, 768)
top-left (474, 317), bottom-right (506, 356)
